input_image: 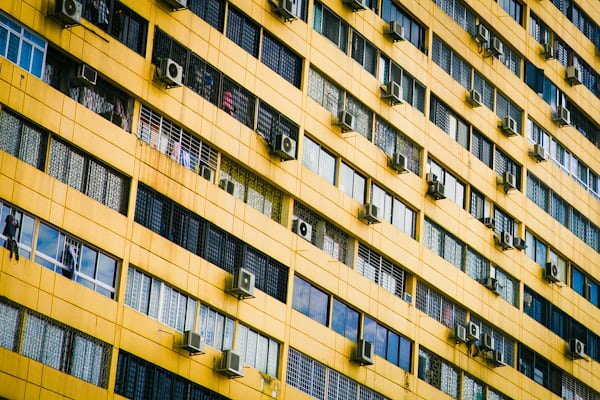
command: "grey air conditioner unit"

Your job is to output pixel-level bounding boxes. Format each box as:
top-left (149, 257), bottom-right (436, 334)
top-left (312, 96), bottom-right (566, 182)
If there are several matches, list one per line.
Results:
top-left (352, 339), bottom-right (374, 365)
top-left (425, 173), bottom-right (438, 184)
top-left (293, 218), bottom-right (313, 242)
top-left (544, 261), bottom-right (560, 283)
top-left (272, 133), bottom-right (297, 160)
top-left (333, 110), bottom-right (355, 132)
top-left (181, 330), bottom-right (204, 355)
top-left (566, 65), bottom-right (582, 86)
top-left (386, 21), bottom-right (405, 42)
top-left (529, 143), bottom-right (548, 162)
top-left (272, 0), bottom-right (297, 22)
top-left (479, 333), bottom-right (495, 352)
top-left (474, 24), bottom-right (490, 45)
top-left (488, 37), bottom-right (504, 57)
top-left (552, 105), bottom-right (571, 126)
top-left (359, 203), bottom-right (381, 224)
top-left (500, 116), bottom-right (518, 137)
top-left (219, 178), bottom-right (235, 195)
top-left (427, 181), bottom-right (446, 200)
top-left (496, 231), bottom-right (513, 250)
top-left (482, 277), bottom-right (500, 294)
top-left (216, 349), bottom-right (244, 378)
top-left (467, 89), bottom-right (483, 107)
top-left (227, 267), bottom-right (255, 299)
top-left (381, 81), bottom-right (402, 105)
top-left (499, 171), bottom-right (516, 193)
top-left (52, 0), bottom-right (82, 26)
top-left (73, 64), bottom-right (97, 86)
top-left (156, 58), bottom-right (183, 87)
top-left (568, 338), bottom-right (585, 360)
top-left (491, 350), bottom-right (506, 367)
top-left (513, 236), bottom-right (526, 251)
top-left (163, 0), bottom-right (188, 10)
top-left (389, 152), bottom-right (408, 173)
top-left (542, 43), bottom-right (555, 59)
top-left (481, 217), bottom-right (495, 229)
top-left (343, 0), bottom-right (367, 11)
top-left (403, 292), bottom-right (413, 304)
top-left (200, 165), bottom-right (214, 182)
top-left (454, 324), bottom-right (468, 343)
top-left (466, 321), bottom-right (480, 342)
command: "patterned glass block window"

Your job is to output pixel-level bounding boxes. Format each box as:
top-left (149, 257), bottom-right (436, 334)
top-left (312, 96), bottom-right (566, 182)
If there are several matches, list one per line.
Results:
top-left (357, 243), bottom-right (406, 298)
top-left (255, 99), bottom-right (299, 146)
top-left (417, 347), bottom-right (459, 398)
top-left (416, 282), bottom-right (466, 329)
top-left (374, 117), bottom-right (421, 175)
top-left (0, 108), bottom-right (48, 170)
top-left (226, 6), bottom-right (259, 57)
top-left (423, 218), bottom-right (465, 270)
top-left (308, 67), bottom-right (343, 115)
top-left (346, 94), bottom-right (373, 141)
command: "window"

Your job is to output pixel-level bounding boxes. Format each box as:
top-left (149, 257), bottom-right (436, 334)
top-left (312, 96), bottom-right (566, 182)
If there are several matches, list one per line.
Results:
top-left (418, 347), bottom-right (459, 398)
top-left (0, 108), bottom-right (48, 170)
top-left (463, 374), bottom-right (484, 400)
top-left (498, 0), bottom-right (523, 24)
top-left (198, 304), bottom-right (234, 351)
top-left (188, 0), bottom-right (225, 31)
top-left (473, 72), bottom-right (495, 109)
top-left (302, 136), bottom-right (336, 185)
top-left (340, 162), bottom-right (366, 203)
top-left (495, 92), bottom-right (523, 134)
top-left (374, 116), bottom-right (421, 175)
top-left (381, 0), bottom-right (427, 52)
top-left (292, 275), bottom-right (330, 326)
top-left (261, 31), bottom-right (302, 88)
top-left (496, 37), bottom-right (522, 78)
top-left (427, 158), bottom-right (465, 208)
top-left (525, 231), bottom-right (546, 266)
top-left (0, 12), bottom-right (47, 78)
top-left (470, 316), bottom-right (515, 366)
top-left (493, 206), bottom-right (516, 237)
top-left (226, 7), bottom-right (260, 57)
top-left (0, 202), bottom-right (35, 260)
top-left (351, 30), bottom-right (378, 76)
top-left (424, 218), bottom-right (465, 270)
top-left (256, 99), bottom-right (299, 146)
top-left (379, 55), bottom-right (426, 112)
top-left (433, 0), bottom-right (478, 34)
top-left (518, 344), bottom-right (562, 395)
top-left (307, 67), bottom-right (343, 115)
top-left (431, 36), bottom-right (471, 90)
top-left (416, 282), bottom-right (467, 329)
top-left (313, 1), bottom-right (348, 52)
top-left (357, 243), bottom-right (407, 298)
top-left (236, 324), bottom-right (280, 377)
top-left (429, 96), bottom-right (469, 150)
top-left (346, 94), bottom-right (373, 141)
top-left (331, 299), bottom-right (359, 341)
top-left (468, 187), bottom-right (491, 221)
top-left (363, 316), bottom-right (412, 371)
top-left (370, 183), bottom-right (416, 238)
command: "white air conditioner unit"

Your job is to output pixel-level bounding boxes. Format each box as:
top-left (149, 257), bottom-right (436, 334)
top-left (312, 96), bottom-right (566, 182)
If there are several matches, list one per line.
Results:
top-left (352, 339), bottom-right (374, 365)
top-left (52, 0), bottom-right (82, 26)
top-left (491, 350), bottom-right (506, 367)
top-left (227, 267), bottom-right (255, 299)
top-left (427, 181), bottom-right (446, 200)
top-left (219, 178), bottom-right (235, 195)
top-left (475, 24), bottom-right (490, 45)
top-left (467, 89), bottom-right (483, 107)
top-left (359, 203), bottom-right (381, 224)
top-left (425, 173), bottom-right (437, 184)
top-left (272, 0), bottom-right (297, 21)
top-left (479, 333), bottom-right (495, 352)
top-left (272, 133), bottom-right (297, 160)
top-left (529, 143), bottom-right (548, 162)
top-left (156, 58), bottom-right (183, 87)
top-left (500, 116), bottom-right (518, 137)
top-left (386, 21), bottom-right (405, 42)
top-left (466, 321), bottom-right (480, 342)
top-left (216, 349), bottom-right (244, 378)
top-left (496, 231), bottom-right (513, 250)
top-left (381, 81), bottom-right (402, 105)
top-left (568, 338), bottom-right (585, 360)
top-left (488, 37), bottom-right (504, 57)
top-left (163, 0), bottom-right (188, 10)
top-left (500, 171), bottom-right (516, 192)
top-left (293, 218), bottom-right (313, 242)
top-left (544, 261), bottom-right (560, 283)
top-left (73, 64), bottom-right (97, 86)
top-left (552, 105), bottom-right (571, 126)
top-left (513, 236), bottom-right (526, 251)
top-left (454, 324), bottom-right (468, 343)
top-left (200, 165), bottom-right (214, 182)
top-left (482, 277), bottom-right (500, 294)
top-left (343, 0), bottom-right (367, 11)
top-left (333, 109), bottom-right (355, 132)
top-left (389, 152), bottom-right (408, 173)
top-left (566, 65), bottom-right (582, 86)
top-left (481, 217), bottom-right (495, 229)
top-left (542, 43), bottom-right (554, 59)
top-left (181, 330), bottom-right (204, 355)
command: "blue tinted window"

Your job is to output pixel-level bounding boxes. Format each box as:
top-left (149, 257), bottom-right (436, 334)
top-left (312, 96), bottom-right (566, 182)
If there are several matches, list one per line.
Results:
top-left (399, 337), bottom-right (412, 371)
top-left (571, 268), bottom-right (585, 296)
top-left (387, 332), bottom-right (399, 365)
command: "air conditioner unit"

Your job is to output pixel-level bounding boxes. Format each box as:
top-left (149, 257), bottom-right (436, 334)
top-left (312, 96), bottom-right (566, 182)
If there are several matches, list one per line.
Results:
top-left (491, 350), bottom-right (506, 367)
top-left (552, 105), bottom-right (571, 126)
top-left (272, 0), bottom-right (297, 21)
top-left (359, 203), bottom-right (381, 224)
top-left (352, 339), bottom-right (374, 365)
top-left (216, 349), bottom-right (244, 378)
top-left (488, 37), bottom-right (504, 57)
top-left (293, 218), bottom-right (313, 242)
top-left (481, 217), bottom-right (495, 229)
top-left (544, 261), bottom-right (560, 283)
top-left (200, 165), bottom-right (214, 182)
top-left (381, 81), bottom-right (402, 105)
top-left (500, 116), bottom-right (518, 137)
top-left (425, 173), bottom-right (438, 184)
top-left (181, 330), bottom-right (204, 355)
top-left (566, 65), bottom-right (582, 86)
top-left (427, 181), bottom-right (446, 200)
top-left (163, 0), bottom-right (188, 10)
top-left (467, 89), bottom-right (483, 107)
top-left (72, 64), bottom-right (97, 86)
top-left (568, 338), bottom-right (585, 360)
top-left (454, 324), bottom-right (468, 343)
top-left (333, 110), bottom-right (355, 132)
top-left (482, 277), bottom-right (500, 294)
top-left (389, 152), bottom-right (408, 173)
top-left (227, 267), bottom-right (255, 299)
top-left (386, 21), bottom-right (405, 42)
top-left (500, 171), bottom-right (516, 192)
top-left (272, 133), bottom-right (297, 160)
top-left (466, 321), bottom-right (480, 342)
top-left (219, 178), bottom-right (235, 195)
top-left (403, 292), bottom-right (413, 304)
top-left (343, 0), bottom-right (367, 11)
top-left (513, 236), bottom-right (526, 251)
top-left (156, 58), bottom-right (183, 87)
top-left (474, 24), bottom-right (490, 45)
top-left (529, 143), bottom-right (548, 162)
top-left (496, 231), bottom-right (513, 250)
top-left (542, 43), bottom-right (554, 59)
top-left (51, 0), bottom-right (82, 26)
top-left (479, 333), bottom-right (495, 352)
